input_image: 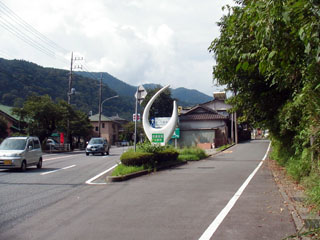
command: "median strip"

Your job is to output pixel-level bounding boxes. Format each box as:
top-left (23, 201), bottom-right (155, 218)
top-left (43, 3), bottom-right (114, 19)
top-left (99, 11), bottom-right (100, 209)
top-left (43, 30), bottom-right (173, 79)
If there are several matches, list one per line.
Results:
top-left (41, 165), bottom-right (76, 175)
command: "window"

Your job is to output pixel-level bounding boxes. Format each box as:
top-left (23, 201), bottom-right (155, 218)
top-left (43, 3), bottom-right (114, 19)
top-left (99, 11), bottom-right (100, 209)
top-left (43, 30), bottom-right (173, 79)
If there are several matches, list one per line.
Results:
top-left (95, 126), bottom-right (98, 132)
top-left (34, 139), bottom-right (40, 149)
top-left (102, 123), bottom-right (105, 128)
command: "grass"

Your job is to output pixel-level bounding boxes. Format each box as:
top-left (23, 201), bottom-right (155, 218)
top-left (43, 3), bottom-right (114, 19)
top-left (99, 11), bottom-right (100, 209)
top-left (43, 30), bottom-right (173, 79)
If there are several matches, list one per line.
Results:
top-left (111, 164), bottom-right (146, 177)
top-left (216, 144), bottom-right (232, 151)
top-left (178, 147), bottom-right (207, 161)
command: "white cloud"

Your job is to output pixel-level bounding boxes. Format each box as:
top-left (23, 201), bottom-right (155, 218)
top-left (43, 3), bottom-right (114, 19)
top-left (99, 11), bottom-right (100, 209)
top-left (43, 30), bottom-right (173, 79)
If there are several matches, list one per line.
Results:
top-left (0, 0), bottom-right (236, 96)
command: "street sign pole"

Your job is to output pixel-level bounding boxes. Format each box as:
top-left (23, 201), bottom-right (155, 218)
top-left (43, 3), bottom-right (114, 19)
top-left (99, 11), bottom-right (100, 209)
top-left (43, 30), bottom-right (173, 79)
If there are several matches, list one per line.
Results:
top-left (134, 85), bottom-right (147, 152)
top-left (134, 86), bottom-right (138, 152)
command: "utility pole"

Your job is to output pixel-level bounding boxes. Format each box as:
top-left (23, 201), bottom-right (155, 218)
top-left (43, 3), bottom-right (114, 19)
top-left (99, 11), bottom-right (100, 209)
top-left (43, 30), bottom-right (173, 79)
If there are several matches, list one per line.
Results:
top-left (234, 90), bottom-right (238, 144)
top-left (68, 52), bottom-right (73, 104)
top-left (98, 73), bottom-right (102, 137)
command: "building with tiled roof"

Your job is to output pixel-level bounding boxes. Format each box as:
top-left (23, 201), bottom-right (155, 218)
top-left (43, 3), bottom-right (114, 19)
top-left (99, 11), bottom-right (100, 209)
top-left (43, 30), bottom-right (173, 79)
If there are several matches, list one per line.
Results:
top-left (89, 114), bottom-right (122, 145)
top-left (0, 104), bottom-right (21, 136)
top-left (178, 94), bottom-right (232, 148)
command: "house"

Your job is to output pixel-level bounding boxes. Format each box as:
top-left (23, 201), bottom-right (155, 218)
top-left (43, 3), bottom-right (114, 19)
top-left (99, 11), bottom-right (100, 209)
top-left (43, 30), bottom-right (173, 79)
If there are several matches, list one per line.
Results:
top-left (89, 114), bottom-right (126, 145)
top-left (0, 104), bottom-right (21, 136)
top-left (178, 92), bottom-right (232, 149)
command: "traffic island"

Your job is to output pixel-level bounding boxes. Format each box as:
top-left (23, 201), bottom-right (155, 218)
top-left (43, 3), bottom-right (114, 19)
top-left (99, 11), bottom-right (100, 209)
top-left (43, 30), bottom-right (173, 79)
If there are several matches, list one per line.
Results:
top-left (106, 160), bottom-right (187, 182)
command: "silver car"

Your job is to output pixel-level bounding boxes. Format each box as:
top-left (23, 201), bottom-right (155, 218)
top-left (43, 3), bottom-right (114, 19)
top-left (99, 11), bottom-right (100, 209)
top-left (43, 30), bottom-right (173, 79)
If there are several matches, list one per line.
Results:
top-left (86, 137), bottom-right (110, 156)
top-left (0, 136), bottom-right (43, 171)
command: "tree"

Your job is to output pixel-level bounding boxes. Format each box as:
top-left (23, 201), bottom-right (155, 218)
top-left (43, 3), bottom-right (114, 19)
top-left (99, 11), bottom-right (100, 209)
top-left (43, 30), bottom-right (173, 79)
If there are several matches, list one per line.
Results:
top-left (209, 0), bottom-right (320, 185)
top-left (12, 95), bottom-right (93, 144)
top-left (140, 86), bottom-right (175, 119)
top-left (13, 95), bottom-right (61, 142)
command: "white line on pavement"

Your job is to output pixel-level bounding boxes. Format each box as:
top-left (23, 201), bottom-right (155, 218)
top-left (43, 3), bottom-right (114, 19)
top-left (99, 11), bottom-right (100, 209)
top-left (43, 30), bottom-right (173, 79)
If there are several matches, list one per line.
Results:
top-left (85, 164), bottom-right (118, 185)
top-left (41, 165), bottom-right (76, 175)
top-left (199, 142), bottom-right (271, 240)
top-left (44, 155), bottom-right (75, 162)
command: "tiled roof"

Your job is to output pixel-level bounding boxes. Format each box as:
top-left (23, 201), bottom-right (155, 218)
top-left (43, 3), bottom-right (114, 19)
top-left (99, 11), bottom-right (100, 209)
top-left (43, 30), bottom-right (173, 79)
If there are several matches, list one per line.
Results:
top-left (89, 114), bottom-right (113, 122)
top-left (180, 113), bottom-right (228, 121)
top-left (0, 104), bottom-right (19, 121)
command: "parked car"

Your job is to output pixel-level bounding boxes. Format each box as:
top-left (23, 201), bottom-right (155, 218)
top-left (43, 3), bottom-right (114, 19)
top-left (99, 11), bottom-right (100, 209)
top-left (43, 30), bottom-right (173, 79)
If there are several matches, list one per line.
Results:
top-left (45, 138), bottom-right (60, 150)
top-left (85, 137), bottom-right (110, 156)
top-left (0, 136), bottom-right (43, 171)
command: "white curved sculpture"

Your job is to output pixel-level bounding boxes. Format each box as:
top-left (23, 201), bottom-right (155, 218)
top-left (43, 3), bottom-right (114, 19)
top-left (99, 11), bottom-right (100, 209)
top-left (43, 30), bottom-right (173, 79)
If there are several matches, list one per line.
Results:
top-left (142, 85), bottom-right (178, 146)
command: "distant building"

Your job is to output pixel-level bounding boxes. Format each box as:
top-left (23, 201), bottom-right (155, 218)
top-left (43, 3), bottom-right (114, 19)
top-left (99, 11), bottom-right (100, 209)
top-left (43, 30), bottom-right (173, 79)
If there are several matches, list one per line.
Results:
top-left (0, 104), bottom-right (21, 136)
top-left (89, 114), bottom-right (128, 145)
top-left (178, 92), bottom-right (232, 148)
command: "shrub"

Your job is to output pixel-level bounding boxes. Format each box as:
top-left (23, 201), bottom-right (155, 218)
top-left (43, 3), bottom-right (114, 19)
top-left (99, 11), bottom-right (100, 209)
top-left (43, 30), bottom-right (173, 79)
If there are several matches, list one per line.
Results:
top-left (154, 148), bottom-right (179, 163)
top-left (120, 151), bottom-right (153, 166)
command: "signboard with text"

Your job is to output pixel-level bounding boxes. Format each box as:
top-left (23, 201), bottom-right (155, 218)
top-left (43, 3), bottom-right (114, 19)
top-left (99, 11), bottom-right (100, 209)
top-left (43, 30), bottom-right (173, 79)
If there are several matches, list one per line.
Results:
top-left (152, 133), bottom-right (164, 143)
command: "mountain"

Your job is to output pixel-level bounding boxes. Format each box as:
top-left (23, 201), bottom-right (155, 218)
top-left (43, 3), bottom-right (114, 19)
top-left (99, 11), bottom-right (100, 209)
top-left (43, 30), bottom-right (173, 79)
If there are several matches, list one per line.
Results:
top-left (76, 72), bottom-right (212, 107)
top-left (0, 58), bottom-right (212, 121)
top-left (0, 58), bottom-right (134, 120)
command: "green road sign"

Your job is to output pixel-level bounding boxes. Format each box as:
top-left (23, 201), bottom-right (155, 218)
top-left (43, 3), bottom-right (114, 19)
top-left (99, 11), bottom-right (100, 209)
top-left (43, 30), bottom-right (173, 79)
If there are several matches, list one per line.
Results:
top-left (171, 128), bottom-right (180, 139)
top-left (152, 133), bottom-right (164, 143)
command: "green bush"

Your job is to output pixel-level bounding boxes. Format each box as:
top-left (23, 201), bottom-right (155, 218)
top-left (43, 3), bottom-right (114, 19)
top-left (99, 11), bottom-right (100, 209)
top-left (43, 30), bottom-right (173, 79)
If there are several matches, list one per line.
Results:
top-left (120, 151), bottom-right (153, 166)
top-left (154, 148), bottom-right (179, 163)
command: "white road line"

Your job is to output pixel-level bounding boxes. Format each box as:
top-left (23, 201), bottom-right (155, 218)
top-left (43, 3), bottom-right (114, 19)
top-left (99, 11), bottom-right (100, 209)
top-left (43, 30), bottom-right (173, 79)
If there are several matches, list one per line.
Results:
top-left (199, 142), bottom-right (271, 240)
top-left (44, 155), bottom-right (75, 162)
top-left (85, 164), bottom-right (118, 185)
top-left (41, 165), bottom-right (76, 175)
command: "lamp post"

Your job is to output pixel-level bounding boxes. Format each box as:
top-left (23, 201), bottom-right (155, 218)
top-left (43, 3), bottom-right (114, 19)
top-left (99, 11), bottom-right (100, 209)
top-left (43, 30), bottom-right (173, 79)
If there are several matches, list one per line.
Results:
top-left (98, 95), bottom-right (119, 137)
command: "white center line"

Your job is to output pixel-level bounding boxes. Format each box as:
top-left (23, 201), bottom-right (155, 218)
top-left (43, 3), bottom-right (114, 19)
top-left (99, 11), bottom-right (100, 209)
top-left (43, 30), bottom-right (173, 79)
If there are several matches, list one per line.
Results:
top-left (41, 165), bottom-right (76, 175)
top-left (199, 142), bottom-right (271, 240)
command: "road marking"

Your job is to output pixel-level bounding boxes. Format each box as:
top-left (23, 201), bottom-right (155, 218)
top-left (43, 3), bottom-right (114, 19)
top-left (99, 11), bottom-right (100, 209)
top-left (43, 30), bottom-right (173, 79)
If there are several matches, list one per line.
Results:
top-left (44, 155), bottom-right (75, 162)
top-left (199, 142), bottom-right (271, 240)
top-left (85, 164), bottom-right (118, 185)
top-left (41, 165), bottom-right (76, 175)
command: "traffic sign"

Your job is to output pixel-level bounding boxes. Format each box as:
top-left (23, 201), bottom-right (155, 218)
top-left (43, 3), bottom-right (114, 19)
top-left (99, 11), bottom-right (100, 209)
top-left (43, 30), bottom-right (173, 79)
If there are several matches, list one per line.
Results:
top-left (135, 85), bottom-right (147, 104)
top-left (171, 128), bottom-right (180, 139)
top-left (133, 113), bottom-right (141, 121)
top-left (152, 133), bottom-right (164, 143)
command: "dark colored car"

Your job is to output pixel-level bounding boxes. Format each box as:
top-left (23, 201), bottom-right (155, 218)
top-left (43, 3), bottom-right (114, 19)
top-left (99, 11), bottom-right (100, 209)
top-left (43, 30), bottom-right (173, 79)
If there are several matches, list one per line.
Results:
top-left (85, 138), bottom-right (110, 156)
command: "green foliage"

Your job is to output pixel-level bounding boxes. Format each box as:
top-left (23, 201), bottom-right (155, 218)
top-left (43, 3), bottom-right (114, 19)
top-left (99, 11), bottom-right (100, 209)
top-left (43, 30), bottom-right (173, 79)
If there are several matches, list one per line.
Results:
top-left (212, 0), bottom-right (320, 208)
top-left (12, 95), bottom-right (92, 142)
top-left (216, 144), bottom-right (233, 152)
top-left (0, 58), bottom-right (133, 119)
top-left (178, 147), bottom-right (207, 161)
top-left (111, 164), bottom-right (146, 177)
top-left (120, 150), bottom-right (153, 166)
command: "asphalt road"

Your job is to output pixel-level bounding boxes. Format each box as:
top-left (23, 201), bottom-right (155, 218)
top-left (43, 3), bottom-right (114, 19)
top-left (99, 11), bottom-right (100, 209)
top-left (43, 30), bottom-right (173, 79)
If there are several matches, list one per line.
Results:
top-left (0, 141), bottom-right (296, 240)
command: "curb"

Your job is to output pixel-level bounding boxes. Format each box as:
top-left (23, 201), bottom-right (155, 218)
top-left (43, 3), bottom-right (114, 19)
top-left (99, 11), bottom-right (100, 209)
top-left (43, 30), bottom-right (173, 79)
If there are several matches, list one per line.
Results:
top-left (106, 161), bottom-right (187, 182)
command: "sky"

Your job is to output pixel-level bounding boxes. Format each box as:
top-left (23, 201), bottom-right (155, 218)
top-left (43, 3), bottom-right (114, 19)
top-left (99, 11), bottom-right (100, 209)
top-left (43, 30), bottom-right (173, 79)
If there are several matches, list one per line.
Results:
top-left (0, 0), bottom-right (236, 96)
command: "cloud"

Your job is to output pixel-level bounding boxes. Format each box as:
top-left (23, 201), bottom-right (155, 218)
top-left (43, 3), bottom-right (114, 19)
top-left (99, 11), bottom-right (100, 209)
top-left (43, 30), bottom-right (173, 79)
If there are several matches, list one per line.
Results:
top-left (0, 0), bottom-right (236, 95)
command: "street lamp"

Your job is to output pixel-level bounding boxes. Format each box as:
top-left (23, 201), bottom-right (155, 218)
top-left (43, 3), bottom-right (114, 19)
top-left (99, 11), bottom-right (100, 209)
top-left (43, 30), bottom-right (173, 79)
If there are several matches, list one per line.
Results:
top-left (98, 95), bottom-right (119, 137)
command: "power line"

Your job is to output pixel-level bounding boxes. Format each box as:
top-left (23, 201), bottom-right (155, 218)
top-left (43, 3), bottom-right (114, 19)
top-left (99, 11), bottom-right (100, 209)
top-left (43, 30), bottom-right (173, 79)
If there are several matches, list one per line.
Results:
top-left (0, 1), bottom-right (67, 53)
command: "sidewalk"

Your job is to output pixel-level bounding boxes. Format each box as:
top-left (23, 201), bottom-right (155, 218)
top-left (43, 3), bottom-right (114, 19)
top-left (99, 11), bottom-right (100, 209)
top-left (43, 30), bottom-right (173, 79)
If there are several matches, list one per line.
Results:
top-left (267, 158), bottom-right (320, 239)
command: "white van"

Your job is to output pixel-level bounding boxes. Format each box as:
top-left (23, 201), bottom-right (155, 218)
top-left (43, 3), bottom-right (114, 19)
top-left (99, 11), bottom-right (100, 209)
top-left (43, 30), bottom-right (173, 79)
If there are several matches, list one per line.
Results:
top-left (0, 136), bottom-right (43, 171)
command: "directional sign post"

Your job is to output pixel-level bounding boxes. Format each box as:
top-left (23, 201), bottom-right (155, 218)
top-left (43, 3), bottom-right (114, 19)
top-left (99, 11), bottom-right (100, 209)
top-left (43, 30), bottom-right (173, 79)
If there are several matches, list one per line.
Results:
top-left (134, 85), bottom-right (147, 151)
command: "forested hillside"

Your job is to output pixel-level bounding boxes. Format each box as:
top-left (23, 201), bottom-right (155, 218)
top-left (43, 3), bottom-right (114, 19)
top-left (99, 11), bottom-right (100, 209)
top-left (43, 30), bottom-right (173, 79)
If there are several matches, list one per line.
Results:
top-left (76, 72), bottom-right (212, 106)
top-left (0, 58), bottom-right (134, 119)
